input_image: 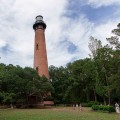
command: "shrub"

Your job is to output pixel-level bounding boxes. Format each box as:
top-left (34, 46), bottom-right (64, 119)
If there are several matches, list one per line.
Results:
top-left (92, 105), bottom-right (115, 113)
top-left (103, 106), bottom-right (109, 111)
top-left (82, 101), bottom-right (99, 107)
top-left (99, 105), bottom-right (104, 110)
top-left (108, 106), bottom-right (115, 112)
top-left (92, 105), bottom-right (99, 110)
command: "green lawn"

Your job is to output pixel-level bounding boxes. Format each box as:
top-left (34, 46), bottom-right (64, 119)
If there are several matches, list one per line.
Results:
top-left (0, 107), bottom-right (120, 120)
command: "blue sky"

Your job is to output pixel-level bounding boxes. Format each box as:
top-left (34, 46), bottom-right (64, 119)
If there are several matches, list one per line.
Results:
top-left (67, 4), bottom-right (118, 22)
top-left (0, 0), bottom-right (120, 67)
top-left (66, 0), bottom-right (120, 25)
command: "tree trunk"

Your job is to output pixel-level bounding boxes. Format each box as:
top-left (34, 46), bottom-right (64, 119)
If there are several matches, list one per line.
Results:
top-left (103, 97), bottom-right (106, 105)
top-left (108, 91), bottom-right (111, 105)
top-left (86, 88), bottom-right (90, 102)
top-left (94, 90), bottom-right (97, 102)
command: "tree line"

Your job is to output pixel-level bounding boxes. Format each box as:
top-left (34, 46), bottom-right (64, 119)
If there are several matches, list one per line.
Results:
top-left (49, 23), bottom-right (120, 105)
top-left (0, 64), bottom-right (53, 106)
top-left (0, 23), bottom-right (120, 106)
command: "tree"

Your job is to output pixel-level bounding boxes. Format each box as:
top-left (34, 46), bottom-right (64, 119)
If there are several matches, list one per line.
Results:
top-left (88, 37), bottom-right (103, 102)
top-left (49, 65), bottom-right (69, 104)
top-left (0, 64), bottom-right (53, 106)
top-left (107, 23), bottom-right (120, 49)
top-left (88, 36), bottom-right (102, 58)
top-left (94, 45), bottom-right (114, 105)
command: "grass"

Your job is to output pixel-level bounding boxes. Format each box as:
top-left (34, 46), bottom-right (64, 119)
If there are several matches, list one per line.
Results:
top-left (0, 107), bottom-right (120, 120)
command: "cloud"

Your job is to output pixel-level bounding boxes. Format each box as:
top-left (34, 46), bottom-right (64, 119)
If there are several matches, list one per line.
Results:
top-left (61, 15), bottom-right (93, 57)
top-left (91, 20), bottom-right (120, 45)
top-left (0, 39), bottom-right (6, 48)
top-left (87, 0), bottom-right (120, 8)
top-left (0, 0), bottom-right (68, 67)
top-left (0, 0), bottom-right (120, 68)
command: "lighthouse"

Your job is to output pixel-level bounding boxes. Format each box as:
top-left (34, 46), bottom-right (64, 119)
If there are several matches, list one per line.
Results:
top-left (33, 15), bottom-right (49, 79)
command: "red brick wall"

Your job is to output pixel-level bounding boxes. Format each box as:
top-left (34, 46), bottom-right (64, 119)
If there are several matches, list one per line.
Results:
top-left (34, 29), bottom-right (49, 79)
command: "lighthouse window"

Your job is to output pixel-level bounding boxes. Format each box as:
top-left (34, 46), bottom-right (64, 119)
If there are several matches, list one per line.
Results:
top-left (36, 16), bottom-right (43, 21)
top-left (36, 44), bottom-right (39, 50)
top-left (38, 25), bottom-right (43, 29)
top-left (36, 67), bottom-right (39, 72)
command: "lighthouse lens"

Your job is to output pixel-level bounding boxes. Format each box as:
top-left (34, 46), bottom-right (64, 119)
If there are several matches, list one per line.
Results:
top-left (36, 16), bottom-right (43, 21)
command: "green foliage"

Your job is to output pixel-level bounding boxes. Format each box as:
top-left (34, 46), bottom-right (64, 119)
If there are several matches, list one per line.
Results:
top-left (0, 23), bottom-right (120, 106)
top-left (49, 66), bottom-right (69, 104)
top-left (82, 101), bottom-right (99, 107)
top-left (2, 92), bottom-right (15, 104)
top-left (49, 26), bottom-right (120, 104)
top-left (106, 23), bottom-right (120, 49)
top-left (92, 105), bottom-right (99, 110)
top-left (92, 105), bottom-right (115, 112)
top-left (107, 106), bottom-right (115, 112)
top-left (49, 23), bottom-right (120, 105)
top-left (0, 64), bottom-right (53, 105)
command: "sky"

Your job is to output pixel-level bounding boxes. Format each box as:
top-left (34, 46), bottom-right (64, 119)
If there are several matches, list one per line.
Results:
top-left (0, 0), bottom-right (120, 67)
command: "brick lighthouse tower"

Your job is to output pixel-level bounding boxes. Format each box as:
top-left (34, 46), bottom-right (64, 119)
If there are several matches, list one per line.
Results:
top-left (33, 15), bottom-right (49, 79)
